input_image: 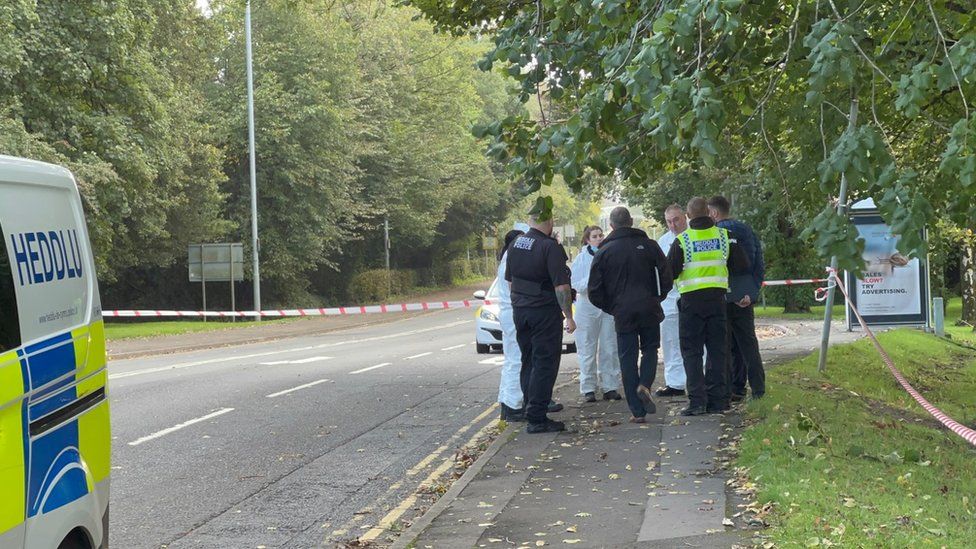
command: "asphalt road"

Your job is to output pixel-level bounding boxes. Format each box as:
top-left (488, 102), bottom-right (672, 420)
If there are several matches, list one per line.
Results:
top-left (107, 308), bottom-right (553, 548)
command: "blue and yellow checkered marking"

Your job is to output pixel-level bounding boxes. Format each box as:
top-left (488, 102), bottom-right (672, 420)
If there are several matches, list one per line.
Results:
top-left (1, 320), bottom-right (109, 531)
top-left (0, 349), bottom-right (28, 533)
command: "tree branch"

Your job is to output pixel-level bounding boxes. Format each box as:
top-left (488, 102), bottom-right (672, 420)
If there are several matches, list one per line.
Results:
top-left (927, 0), bottom-right (969, 120)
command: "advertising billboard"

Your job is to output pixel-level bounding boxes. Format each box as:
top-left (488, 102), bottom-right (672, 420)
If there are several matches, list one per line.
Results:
top-left (845, 201), bottom-right (929, 327)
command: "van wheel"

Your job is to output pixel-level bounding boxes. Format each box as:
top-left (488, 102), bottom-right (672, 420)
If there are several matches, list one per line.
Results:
top-left (58, 529), bottom-right (92, 549)
top-left (476, 343), bottom-right (490, 354)
top-left (564, 343), bottom-right (577, 354)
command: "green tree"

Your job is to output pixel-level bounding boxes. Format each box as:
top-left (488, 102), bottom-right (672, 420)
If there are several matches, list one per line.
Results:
top-left (1, 0), bottom-right (229, 289)
top-left (209, 0), bottom-right (365, 304)
top-left (407, 0), bottom-right (976, 278)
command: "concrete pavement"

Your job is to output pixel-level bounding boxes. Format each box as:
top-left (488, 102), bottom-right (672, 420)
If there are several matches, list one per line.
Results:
top-left (398, 320), bottom-right (861, 549)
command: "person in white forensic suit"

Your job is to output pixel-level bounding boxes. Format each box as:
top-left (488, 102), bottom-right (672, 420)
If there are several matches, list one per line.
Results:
top-left (655, 204), bottom-right (689, 397)
top-left (497, 224), bottom-right (530, 421)
top-left (570, 225), bottom-right (622, 402)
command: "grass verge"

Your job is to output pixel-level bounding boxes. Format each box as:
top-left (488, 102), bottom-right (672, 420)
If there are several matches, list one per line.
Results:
top-left (754, 304), bottom-right (845, 321)
top-left (104, 318), bottom-right (295, 340)
top-left (737, 329), bottom-right (976, 547)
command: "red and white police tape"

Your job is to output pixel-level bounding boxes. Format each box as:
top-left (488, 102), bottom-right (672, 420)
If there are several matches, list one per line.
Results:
top-left (825, 267), bottom-right (976, 448)
top-left (104, 278), bottom-right (825, 318)
top-left (761, 278), bottom-right (827, 287)
top-left (103, 300), bottom-right (482, 318)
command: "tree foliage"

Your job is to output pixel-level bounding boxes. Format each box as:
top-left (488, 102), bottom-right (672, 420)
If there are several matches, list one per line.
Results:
top-left (407, 0), bottom-right (976, 273)
top-left (0, 0), bottom-right (518, 307)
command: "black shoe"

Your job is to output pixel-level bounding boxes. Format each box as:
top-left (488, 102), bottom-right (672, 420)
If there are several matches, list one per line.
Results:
top-left (584, 392), bottom-right (597, 403)
top-left (500, 404), bottom-right (525, 422)
top-left (706, 403), bottom-right (731, 414)
top-left (547, 401), bottom-right (564, 413)
top-left (730, 392), bottom-right (746, 402)
top-left (749, 393), bottom-right (765, 401)
top-left (602, 390), bottom-right (622, 401)
top-left (680, 406), bottom-right (707, 416)
top-left (526, 419), bottom-right (566, 433)
top-left (637, 385), bottom-right (656, 415)
top-left (655, 386), bottom-right (686, 397)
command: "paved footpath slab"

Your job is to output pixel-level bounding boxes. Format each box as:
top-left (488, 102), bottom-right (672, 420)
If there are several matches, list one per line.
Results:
top-left (402, 320), bottom-right (861, 549)
top-left (406, 379), bottom-right (750, 549)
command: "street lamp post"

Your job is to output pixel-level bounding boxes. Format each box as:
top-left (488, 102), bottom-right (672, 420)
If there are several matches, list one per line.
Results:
top-left (245, 0), bottom-right (261, 317)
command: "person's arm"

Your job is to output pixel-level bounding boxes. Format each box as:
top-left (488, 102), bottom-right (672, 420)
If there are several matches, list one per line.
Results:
top-left (546, 243), bottom-right (576, 333)
top-left (587, 252), bottom-right (609, 313)
top-left (728, 239), bottom-right (750, 274)
top-left (651, 240), bottom-right (673, 299)
top-left (753, 230), bottom-right (765, 286)
top-left (667, 239), bottom-right (684, 278)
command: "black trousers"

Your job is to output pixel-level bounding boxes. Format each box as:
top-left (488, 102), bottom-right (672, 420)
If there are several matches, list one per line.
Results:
top-left (728, 303), bottom-right (766, 397)
top-left (679, 298), bottom-right (729, 410)
top-left (616, 325), bottom-right (659, 418)
top-left (513, 305), bottom-right (563, 424)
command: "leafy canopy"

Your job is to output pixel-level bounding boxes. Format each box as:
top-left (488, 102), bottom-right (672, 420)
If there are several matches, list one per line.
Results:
top-left (407, 0), bottom-right (976, 271)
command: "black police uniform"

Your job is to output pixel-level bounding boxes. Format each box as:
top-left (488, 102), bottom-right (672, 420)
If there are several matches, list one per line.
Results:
top-left (505, 228), bottom-right (571, 427)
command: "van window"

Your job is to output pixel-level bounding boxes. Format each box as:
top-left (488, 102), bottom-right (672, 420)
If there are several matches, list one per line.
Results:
top-left (0, 220), bottom-right (21, 352)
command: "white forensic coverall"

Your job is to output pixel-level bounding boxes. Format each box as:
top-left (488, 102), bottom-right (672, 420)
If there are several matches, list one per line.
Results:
top-left (571, 246), bottom-right (621, 395)
top-left (496, 251), bottom-right (523, 410)
top-left (656, 230), bottom-right (687, 390)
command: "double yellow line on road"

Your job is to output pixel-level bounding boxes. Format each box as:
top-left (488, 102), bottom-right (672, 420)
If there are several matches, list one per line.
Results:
top-left (329, 402), bottom-right (499, 543)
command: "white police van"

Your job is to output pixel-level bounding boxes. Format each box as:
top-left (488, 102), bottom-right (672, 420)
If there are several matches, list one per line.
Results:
top-left (0, 156), bottom-right (110, 549)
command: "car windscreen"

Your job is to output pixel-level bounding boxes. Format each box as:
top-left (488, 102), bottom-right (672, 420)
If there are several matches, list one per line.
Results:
top-left (486, 278), bottom-right (500, 299)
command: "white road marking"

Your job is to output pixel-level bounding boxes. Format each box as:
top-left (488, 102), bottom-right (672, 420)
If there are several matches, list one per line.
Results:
top-left (478, 356), bottom-right (505, 365)
top-left (349, 363), bottom-right (392, 375)
top-left (128, 408), bottom-right (234, 446)
top-left (290, 356), bottom-right (333, 364)
top-left (109, 319), bottom-right (472, 380)
top-left (266, 379), bottom-right (330, 398)
top-left (440, 344), bottom-right (466, 351)
top-left (405, 352), bottom-right (432, 360)
top-left (259, 360), bottom-right (292, 365)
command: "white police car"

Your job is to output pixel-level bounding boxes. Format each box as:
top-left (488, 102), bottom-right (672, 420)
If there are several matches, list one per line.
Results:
top-left (473, 278), bottom-right (576, 354)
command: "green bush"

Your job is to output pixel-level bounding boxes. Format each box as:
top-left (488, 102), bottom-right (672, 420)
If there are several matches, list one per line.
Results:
top-left (348, 269), bottom-right (417, 303)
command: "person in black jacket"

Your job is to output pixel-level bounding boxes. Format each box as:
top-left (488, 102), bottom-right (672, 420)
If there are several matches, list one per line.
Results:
top-left (588, 207), bottom-right (673, 422)
top-left (708, 195), bottom-right (766, 401)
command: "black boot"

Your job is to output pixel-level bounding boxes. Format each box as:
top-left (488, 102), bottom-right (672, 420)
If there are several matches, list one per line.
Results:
top-left (500, 403), bottom-right (525, 422)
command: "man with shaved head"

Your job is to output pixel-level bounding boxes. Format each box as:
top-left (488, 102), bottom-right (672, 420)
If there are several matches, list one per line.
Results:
top-left (667, 197), bottom-right (749, 416)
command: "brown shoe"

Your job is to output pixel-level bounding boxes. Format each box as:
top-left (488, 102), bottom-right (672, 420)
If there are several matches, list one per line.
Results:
top-left (637, 385), bottom-right (657, 415)
top-left (629, 416), bottom-right (647, 423)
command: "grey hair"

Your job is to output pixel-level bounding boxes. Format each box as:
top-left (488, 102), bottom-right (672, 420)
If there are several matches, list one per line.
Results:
top-left (609, 206), bottom-right (633, 228)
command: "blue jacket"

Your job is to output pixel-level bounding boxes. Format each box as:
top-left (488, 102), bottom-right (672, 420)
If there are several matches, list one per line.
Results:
top-left (716, 219), bottom-right (765, 303)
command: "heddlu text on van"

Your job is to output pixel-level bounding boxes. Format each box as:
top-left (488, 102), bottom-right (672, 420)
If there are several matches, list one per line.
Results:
top-left (7, 229), bottom-right (85, 286)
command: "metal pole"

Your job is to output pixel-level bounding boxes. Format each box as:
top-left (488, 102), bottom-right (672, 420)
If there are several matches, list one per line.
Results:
top-left (384, 216), bottom-right (391, 271)
top-left (384, 216), bottom-right (391, 296)
top-left (201, 245), bottom-right (207, 323)
top-left (246, 0), bottom-right (261, 319)
top-left (230, 243), bottom-right (236, 323)
top-left (818, 97), bottom-right (859, 373)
